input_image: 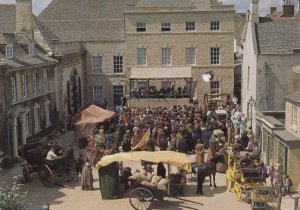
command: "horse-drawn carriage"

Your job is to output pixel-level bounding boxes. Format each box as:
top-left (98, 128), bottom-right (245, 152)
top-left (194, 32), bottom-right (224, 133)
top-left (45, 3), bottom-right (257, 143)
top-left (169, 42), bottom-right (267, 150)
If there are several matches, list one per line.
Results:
top-left (226, 151), bottom-right (269, 209)
top-left (19, 139), bottom-right (76, 187)
top-left (96, 151), bottom-right (202, 210)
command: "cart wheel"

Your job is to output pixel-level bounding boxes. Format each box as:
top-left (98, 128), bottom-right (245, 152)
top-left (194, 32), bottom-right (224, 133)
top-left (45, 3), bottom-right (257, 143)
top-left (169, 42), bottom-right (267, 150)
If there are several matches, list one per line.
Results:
top-left (23, 166), bottom-right (30, 182)
top-left (62, 162), bottom-right (76, 182)
top-left (38, 164), bottom-right (54, 187)
top-left (226, 178), bottom-right (232, 191)
top-left (129, 187), bottom-right (154, 210)
top-left (233, 183), bottom-right (242, 201)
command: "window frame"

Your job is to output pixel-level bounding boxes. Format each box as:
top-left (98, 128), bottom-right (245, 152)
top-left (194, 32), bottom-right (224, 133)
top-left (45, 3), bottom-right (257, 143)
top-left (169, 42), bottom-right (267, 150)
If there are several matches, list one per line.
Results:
top-left (137, 48), bottom-right (147, 66)
top-left (136, 22), bottom-right (146, 32)
top-left (210, 47), bottom-right (220, 65)
top-left (186, 47), bottom-right (196, 65)
top-left (113, 56), bottom-right (123, 73)
top-left (186, 22), bottom-right (195, 31)
top-left (11, 76), bottom-right (16, 102)
top-left (161, 22), bottom-right (171, 32)
top-left (45, 99), bottom-right (51, 127)
top-left (29, 43), bottom-right (35, 56)
top-left (92, 56), bottom-right (102, 74)
top-left (92, 86), bottom-right (103, 103)
top-left (6, 44), bottom-right (13, 58)
top-left (21, 73), bottom-right (27, 99)
top-left (210, 21), bottom-right (220, 31)
top-left (44, 68), bottom-right (48, 91)
top-left (291, 105), bottom-right (297, 131)
top-left (33, 103), bottom-right (40, 133)
top-left (32, 70), bottom-right (37, 95)
top-left (210, 81), bottom-right (220, 99)
top-left (113, 85), bottom-right (124, 94)
top-left (162, 48), bottom-right (171, 65)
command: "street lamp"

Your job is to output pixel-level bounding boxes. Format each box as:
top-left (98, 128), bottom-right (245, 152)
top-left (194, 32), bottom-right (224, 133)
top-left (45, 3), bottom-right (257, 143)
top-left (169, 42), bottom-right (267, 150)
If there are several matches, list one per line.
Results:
top-left (249, 96), bottom-right (255, 127)
top-left (201, 70), bottom-right (214, 82)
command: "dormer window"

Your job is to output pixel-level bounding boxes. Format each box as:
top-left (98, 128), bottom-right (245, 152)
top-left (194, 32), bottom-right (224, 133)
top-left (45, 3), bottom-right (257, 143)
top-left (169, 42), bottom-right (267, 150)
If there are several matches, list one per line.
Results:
top-left (29, 43), bottom-right (35, 56)
top-left (6, 44), bottom-right (13, 58)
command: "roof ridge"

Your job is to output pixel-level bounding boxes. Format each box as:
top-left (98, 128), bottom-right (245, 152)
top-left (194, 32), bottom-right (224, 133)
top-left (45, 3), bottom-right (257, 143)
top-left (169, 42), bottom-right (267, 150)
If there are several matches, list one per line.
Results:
top-left (42, 19), bottom-right (123, 22)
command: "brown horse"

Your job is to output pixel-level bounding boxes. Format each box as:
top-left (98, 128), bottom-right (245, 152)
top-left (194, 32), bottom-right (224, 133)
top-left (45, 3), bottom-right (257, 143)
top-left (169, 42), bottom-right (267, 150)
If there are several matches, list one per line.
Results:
top-left (195, 154), bottom-right (226, 195)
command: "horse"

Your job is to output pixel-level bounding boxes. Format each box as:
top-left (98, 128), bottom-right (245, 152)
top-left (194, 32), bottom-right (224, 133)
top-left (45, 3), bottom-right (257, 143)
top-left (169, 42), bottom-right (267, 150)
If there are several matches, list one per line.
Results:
top-left (194, 154), bottom-right (226, 195)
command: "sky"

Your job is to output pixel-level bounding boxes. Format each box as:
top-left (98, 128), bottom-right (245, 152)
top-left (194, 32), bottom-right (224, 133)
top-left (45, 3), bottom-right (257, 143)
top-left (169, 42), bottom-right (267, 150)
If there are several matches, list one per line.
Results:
top-left (0, 0), bottom-right (299, 16)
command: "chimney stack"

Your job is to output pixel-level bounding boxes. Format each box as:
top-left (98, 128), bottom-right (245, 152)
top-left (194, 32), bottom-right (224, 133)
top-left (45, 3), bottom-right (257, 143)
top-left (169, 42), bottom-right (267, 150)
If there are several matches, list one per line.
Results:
top-left (250, 0), bottom-right (259, 23)
top-left (15, 0), bottom-right (33, 39)
top-left (270, 7), bottom-right (277, 14)
top-left (281, 0), bottom-right (295, 18)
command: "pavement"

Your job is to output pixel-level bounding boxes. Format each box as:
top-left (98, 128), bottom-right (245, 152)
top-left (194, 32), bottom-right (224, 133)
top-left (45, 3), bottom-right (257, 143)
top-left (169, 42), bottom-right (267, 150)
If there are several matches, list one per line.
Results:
top-left (0, 131), bottom-right (297, 210)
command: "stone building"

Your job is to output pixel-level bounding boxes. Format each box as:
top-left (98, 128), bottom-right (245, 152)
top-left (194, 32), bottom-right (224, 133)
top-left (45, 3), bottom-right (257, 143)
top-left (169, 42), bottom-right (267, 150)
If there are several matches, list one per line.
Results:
top-left (0, 1), bottom-right (58, 160)
top-left (256, 89), bottom-right (300, 188)
top-left (39, 0), bottom-right (235, 107)
top-left (241, 0), bottom-right (300, 130)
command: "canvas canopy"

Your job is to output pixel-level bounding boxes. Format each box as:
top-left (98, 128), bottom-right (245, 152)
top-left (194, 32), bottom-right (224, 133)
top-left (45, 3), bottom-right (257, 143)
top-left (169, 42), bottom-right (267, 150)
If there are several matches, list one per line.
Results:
top-left (71, 105), bottom-right (115, 140)
top-left (130, 67), bottom-right (192, 79)
top-left (96, 151), bottom-right (192, 172)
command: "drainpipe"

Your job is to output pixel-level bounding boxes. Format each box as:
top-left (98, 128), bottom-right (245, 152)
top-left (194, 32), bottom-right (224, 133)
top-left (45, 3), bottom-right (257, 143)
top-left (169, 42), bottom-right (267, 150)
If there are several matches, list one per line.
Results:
top-left (3, 67), bottom-right (12, 159)
top-left (265, 62), bottom-right (268, 110)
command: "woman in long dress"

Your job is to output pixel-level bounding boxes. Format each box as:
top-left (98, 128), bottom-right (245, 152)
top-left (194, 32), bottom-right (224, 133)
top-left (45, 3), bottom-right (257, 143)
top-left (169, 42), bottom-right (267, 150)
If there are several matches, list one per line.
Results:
top-left (81, 162), bottom-right (94, 191)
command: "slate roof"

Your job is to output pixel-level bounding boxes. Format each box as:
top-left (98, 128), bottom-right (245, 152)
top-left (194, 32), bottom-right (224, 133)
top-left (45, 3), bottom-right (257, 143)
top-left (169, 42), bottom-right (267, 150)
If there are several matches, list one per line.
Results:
top-left (256, 15), bottom-right (300, 54)
top-left (285, 89), bottom-right (300, 106)
top-left (0, 33), bottom-right (57, 69)
top-left (38, 0), bottom-right (141, 42)
top-left (40, 0), bottom-right (138, 20)
top-left (0, 4), bottom-right (56, 54)
top-left (274, 130), bottom-right (300, 148)
top-left (40, 20), bottom-right (125, 42)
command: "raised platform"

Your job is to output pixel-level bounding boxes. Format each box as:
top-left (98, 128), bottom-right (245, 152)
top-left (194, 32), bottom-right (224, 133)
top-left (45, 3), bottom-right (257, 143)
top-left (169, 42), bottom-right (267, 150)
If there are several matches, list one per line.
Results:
top-left (128, 98), bottom-right (191, 108)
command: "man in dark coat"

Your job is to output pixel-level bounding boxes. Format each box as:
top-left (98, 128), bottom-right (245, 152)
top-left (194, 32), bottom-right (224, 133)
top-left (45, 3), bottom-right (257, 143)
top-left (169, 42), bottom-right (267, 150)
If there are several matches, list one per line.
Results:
top-left (122, 130), bottom-right (131, 152)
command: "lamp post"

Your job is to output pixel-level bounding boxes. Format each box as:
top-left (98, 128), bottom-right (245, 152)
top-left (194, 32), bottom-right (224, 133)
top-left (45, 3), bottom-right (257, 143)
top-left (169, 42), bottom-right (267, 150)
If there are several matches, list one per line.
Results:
top-left (249, 96), bottom-right (255, 127)
top-left (202, 71), bottom-right (215, 112)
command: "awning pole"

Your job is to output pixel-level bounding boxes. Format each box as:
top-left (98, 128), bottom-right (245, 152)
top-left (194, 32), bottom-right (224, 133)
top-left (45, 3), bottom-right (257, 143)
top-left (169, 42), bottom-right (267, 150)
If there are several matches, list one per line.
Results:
top-left (147, 79), bottom-right (149, 99)
top-left (173, 79), bottom-right (176, 99)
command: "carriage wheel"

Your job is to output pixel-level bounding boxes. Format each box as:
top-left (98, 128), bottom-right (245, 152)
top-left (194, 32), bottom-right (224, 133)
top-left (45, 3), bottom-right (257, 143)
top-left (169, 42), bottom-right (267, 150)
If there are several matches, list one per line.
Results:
top-left (23, 166), bottom-right (30, 182)
top-left (62, 162), bottom-right (76, 182)
top-left (129, 187), bottom-right (154, 210)
top-left (233, 183), bottom-right (242, 201)
top-left (38, 164), bottom-right (54, 187)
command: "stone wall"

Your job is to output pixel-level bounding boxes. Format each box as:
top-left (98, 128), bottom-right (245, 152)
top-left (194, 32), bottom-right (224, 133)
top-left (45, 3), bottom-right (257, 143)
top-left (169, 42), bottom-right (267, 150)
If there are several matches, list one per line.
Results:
top-left (285, 101), bottom-right (300, 139)
top-left (288, 147), bottom-right (300, 189)
top-left (5, 64), bottom-right (57, 156)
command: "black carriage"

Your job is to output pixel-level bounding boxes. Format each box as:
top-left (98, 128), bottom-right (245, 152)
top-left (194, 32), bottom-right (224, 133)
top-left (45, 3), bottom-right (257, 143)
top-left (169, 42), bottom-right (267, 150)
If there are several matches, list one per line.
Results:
top-left (19, 140), bottom-right (76, 187)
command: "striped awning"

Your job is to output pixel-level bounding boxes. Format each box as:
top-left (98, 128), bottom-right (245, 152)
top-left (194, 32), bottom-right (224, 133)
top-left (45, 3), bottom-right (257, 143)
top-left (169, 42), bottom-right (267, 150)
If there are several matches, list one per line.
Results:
top-left (130, 67), bottom-right (192, 79)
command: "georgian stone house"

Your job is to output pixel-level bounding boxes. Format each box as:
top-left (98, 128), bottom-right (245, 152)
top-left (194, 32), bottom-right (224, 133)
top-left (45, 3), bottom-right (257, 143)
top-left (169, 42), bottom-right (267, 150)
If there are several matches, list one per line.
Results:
top-left (39, 0), bottom-right (235, 107)
top-left (0, 2), bottom-right (58, 160)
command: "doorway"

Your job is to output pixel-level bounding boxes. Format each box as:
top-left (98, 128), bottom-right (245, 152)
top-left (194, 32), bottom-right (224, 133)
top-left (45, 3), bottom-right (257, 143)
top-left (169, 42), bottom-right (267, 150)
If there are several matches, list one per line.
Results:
top-left (113, 85), bottom-right (123, 106)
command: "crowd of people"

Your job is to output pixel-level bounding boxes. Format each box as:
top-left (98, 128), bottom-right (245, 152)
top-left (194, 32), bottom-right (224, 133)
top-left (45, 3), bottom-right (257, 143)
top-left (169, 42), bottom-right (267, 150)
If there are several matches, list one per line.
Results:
top-left (77, 97), bottom-right (296, 196)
